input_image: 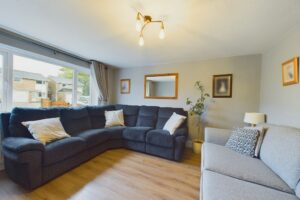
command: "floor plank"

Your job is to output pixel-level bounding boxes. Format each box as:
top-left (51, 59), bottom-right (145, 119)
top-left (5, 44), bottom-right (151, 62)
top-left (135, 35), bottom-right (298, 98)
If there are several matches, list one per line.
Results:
top-left (0, 148), bottom-right (200, 200)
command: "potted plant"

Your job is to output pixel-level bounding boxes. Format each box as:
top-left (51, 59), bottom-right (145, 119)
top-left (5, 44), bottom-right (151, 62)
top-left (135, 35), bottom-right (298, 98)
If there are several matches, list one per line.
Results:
top-left (186, 81), bottom-right (210, 154)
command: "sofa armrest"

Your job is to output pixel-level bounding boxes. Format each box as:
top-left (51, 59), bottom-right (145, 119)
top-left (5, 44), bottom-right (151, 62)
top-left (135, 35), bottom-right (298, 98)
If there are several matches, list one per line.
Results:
top-left (2, 137), bottom-right (44, 153)
top-left (174, 127), bottom-right (188, 137)
top-left (204, 127), bottom-right (232, 146)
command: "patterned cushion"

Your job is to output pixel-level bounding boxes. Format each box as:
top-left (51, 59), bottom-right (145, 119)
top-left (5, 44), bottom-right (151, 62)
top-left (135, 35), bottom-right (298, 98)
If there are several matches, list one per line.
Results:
top-left (225, 128), bottom-right (259, 157)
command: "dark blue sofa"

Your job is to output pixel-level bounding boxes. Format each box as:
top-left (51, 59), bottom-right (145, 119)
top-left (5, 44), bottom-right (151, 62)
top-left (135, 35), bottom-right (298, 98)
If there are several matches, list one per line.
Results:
top-left (0, 104), bottom-right (188, 189)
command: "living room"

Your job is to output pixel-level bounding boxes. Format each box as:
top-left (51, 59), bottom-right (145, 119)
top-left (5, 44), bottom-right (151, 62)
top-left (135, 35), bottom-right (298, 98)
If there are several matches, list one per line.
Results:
top-left (0, 1), bottom-right (300, 200)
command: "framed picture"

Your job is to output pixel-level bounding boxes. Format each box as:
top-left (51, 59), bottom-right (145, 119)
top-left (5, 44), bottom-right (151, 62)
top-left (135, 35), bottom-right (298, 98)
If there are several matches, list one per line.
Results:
top-left (213, 74), bottom-right (233, 98)
top-left (120, 79), bottom-right (131, 94)
top-left (282, 57), bottom-right (299, 86)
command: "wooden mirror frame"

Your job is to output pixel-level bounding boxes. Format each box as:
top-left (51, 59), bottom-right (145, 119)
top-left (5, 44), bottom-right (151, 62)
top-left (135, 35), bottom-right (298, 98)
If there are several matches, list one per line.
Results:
top-left (144, 73), bottom-right (178, 99)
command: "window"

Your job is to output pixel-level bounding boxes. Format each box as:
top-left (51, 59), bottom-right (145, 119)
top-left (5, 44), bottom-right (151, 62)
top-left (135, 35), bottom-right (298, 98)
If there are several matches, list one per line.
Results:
top-left (13, 55), bottom-right (74, 108)
top-left (0, 54), bottom-right (3, 109)
top-left (77, 72), bottom-right (91, 106)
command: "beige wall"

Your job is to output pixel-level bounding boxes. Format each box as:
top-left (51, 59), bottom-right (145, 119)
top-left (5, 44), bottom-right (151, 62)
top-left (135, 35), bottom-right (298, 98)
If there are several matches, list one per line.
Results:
top-left (260, 24), bottom-right (300, 128)
top-left (112, 55), bottom-right (262, 140)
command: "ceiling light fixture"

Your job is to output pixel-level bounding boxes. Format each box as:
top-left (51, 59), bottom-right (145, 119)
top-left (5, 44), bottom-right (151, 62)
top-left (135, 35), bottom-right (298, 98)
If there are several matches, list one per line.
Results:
top-left (136, 12), bottom-right (165, 46)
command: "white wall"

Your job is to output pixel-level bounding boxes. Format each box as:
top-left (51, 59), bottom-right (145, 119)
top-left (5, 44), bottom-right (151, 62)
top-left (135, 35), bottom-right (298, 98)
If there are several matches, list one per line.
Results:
top-left (260, 24), bottom-right (300, 128)
top-left (112, 55), bottom-right (262, 139)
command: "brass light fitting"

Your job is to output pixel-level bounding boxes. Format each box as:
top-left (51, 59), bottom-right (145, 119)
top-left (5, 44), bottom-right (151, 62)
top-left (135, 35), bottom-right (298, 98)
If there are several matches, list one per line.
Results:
top-left (136, 12), bottom-right (165, 46)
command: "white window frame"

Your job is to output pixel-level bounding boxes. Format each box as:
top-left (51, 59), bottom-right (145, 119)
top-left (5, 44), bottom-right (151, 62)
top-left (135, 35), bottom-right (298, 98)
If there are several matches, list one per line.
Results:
top-left (0, 43), bottom-right (95, 111)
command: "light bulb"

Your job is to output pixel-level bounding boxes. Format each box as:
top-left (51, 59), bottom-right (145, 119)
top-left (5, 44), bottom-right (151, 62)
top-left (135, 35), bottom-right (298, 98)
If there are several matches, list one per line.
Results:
top-left (159, 28), bottom-right (165, 39)
top-left (139, 36), bottom-right (144, 46)
top-left (136, 19), bottom-right (142, 32)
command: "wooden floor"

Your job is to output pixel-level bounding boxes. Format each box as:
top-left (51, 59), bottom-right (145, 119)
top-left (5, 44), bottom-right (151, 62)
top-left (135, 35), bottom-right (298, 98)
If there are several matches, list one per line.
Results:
top-left (0, 149), bottom-right (200, 200)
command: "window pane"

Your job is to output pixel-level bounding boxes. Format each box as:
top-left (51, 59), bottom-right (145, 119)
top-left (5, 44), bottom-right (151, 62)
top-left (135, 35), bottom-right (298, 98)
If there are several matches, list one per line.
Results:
top-left (77, 72), bottom-right (90, 106)
top-left (13, 55), bottom-right (73, 108)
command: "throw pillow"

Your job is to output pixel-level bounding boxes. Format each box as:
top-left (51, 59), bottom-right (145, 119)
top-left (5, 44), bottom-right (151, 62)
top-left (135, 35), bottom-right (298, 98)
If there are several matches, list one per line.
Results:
top-left (244, 126), bottom-right (267, 158)
top-left (225, 128), bottom-right (260, 157)
top-left (105, 109), bottom-right (125, 128)
top-left (22, 117), bottom-right (70, 145)
top-left (163, 112), bottom-right (187, 135)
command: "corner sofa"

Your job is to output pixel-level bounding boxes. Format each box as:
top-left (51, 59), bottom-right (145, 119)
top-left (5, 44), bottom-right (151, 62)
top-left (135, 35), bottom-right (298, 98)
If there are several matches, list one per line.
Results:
top-left (0, 104), bottom-right (188, 189)
top-left (201, 125), bottom-right (300, 200)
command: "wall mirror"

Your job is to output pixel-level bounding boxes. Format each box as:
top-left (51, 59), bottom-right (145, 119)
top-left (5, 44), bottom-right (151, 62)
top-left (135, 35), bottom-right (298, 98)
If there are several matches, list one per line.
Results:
top-left (144, 73), bottom-right (178, 99)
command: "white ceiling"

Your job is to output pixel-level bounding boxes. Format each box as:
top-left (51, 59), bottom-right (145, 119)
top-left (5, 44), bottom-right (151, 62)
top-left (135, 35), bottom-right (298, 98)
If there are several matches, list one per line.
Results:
top-left (0, 0), bottom-right (300, 68)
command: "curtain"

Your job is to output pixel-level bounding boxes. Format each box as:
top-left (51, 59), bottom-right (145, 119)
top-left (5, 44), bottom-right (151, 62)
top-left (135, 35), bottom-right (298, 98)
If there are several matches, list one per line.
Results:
top-left (91, 61), bottom-right (109, 105)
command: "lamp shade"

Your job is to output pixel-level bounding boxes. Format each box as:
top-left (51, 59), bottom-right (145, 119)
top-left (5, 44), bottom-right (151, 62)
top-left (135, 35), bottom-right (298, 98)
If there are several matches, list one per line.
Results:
top-left (244, 112), bottom-right (265, 125)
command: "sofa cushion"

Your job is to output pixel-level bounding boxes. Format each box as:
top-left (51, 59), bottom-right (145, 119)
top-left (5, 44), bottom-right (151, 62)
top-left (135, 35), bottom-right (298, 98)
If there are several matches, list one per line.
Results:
top-left (156, 107), bottom-right (187, 129)
top-left (60, 107), bottom-right (92, 135)
top-left (115, 105), bottom-right (140, 127)
top-left (136, 106), bottom-right (159, 128)
top-left (73, 129), bottom-right (110, 148)
top-left (202, 170), bottom-right (298, 200)
top-left (202, 143), bottom-right (294, 194)
top-left (102, 126), bottom-right (125, 140)
top-left (146, 129), bottom-right (174, 148)
top-left (260, 124), bottom-right (300, 190)
top-left (43, 137), bottom-right (85, 166)
top-left (123, 127), bottom-right (153, 142)
top-left (87, 105), bottom-right (115, 128)
top-left (9, 107), bottom-right (61, 138)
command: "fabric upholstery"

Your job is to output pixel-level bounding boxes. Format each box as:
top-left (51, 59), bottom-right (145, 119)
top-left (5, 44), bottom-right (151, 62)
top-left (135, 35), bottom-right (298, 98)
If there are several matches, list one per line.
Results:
top-left (2, 137), bottom-right (45, 153)
top-left (204, 127), bottom-right (232, 145)
top-left (43, 137), bottom-right (86, 166)
top-left (174, 136), bottom-right (186, 161)
top-left (173, 127), bottom-right (188, 137)
top-left (146, 129), bottom-right (174, 148)
top-left (156, 107), bottom-right (187, 129)
top-left (4, 150), bottom-right (42, 189)
top-left (146, 144), bottom-right (173, 160)
top-left (9, 107), bottom-right (61, 138)
top-left (136, 106), bottom-right (159, 127)
top-left (115, 104), bottom-right (140, 127)
top-left (123, 127), bottom-right (152, 142)
top-left (60, 107), bottom-right (92, 135)
top-left (202, 170), bottom-right (298, 200)
top-left (260, 124), bottom-right (300, 190)
top-left (73, 129), bottom-right (110, 148)
top-left (87, 105), bottom-right (115, 128)
top-left (202, 143), bottom-right (294, 194)
top-left (0, 112), bottom-right (11, 138)
top-left (225, 128), bottom-right (260, 157)
top-left (296, 181), bottom-right (300, 198)
top-left (99, 126), bottom-right (125, 140)
top-left (123, 140), bottom-right (145, 152)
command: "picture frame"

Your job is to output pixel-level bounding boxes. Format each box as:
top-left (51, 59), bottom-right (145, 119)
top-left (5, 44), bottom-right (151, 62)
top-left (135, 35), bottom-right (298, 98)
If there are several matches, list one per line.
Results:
top-left (120, 79), bottom-right (131, 94)
top-left (212, 74), bottom-right (233, 98)
top-left (282, 57), bottom-right (299, 86)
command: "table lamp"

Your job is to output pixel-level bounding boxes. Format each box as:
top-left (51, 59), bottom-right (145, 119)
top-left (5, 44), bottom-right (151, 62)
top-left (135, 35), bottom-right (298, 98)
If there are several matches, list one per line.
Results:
top-left (244, 112), bottom-right (265, 127)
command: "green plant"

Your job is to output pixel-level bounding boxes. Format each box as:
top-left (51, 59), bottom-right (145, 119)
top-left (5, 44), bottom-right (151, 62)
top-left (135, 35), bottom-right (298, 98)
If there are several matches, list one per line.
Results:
top-left (186, 81), bottom-right (210, 141)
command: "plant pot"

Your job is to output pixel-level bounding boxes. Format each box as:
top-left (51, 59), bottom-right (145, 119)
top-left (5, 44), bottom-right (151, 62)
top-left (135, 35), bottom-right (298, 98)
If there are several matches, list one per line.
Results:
top-left (192, 139), bottom-right (203, 154)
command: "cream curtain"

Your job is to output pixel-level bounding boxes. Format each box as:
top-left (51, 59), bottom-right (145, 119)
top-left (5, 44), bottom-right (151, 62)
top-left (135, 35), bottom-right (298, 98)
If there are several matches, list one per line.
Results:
top-left (91, 61), bottom-right (109, 105)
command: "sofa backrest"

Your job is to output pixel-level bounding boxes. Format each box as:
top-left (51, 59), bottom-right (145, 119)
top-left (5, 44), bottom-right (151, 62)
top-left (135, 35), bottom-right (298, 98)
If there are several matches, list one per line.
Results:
top-left (87, 105), bottom-right (115, 128)
top-left (60, 107), bottom-right (92, 135)
top-left (156, 107), bottom-right (188, 129)
top-left (0, 112), bottom-right (11, 139)
top-left (136, 106), bottom-right (159, 128)
top-left (115, 104), bottom-right (140, 127)
top-left (8, 107), bottom-right (61, 138)
top-left (260, 124), bottom-right (300, 190)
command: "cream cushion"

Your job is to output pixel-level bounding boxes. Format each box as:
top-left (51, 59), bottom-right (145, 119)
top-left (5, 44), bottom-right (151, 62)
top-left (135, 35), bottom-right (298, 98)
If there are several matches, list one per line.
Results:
top-left (22, 117), bottom-right (70, 145)
top-left (105, 109), bottom-right (125, 128)
top-left (163, 112), bottom-right (187, 135)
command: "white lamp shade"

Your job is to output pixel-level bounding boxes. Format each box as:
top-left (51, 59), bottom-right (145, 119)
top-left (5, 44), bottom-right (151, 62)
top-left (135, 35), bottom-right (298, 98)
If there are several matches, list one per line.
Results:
top-left (244, 112), bottom-right (265, 125)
